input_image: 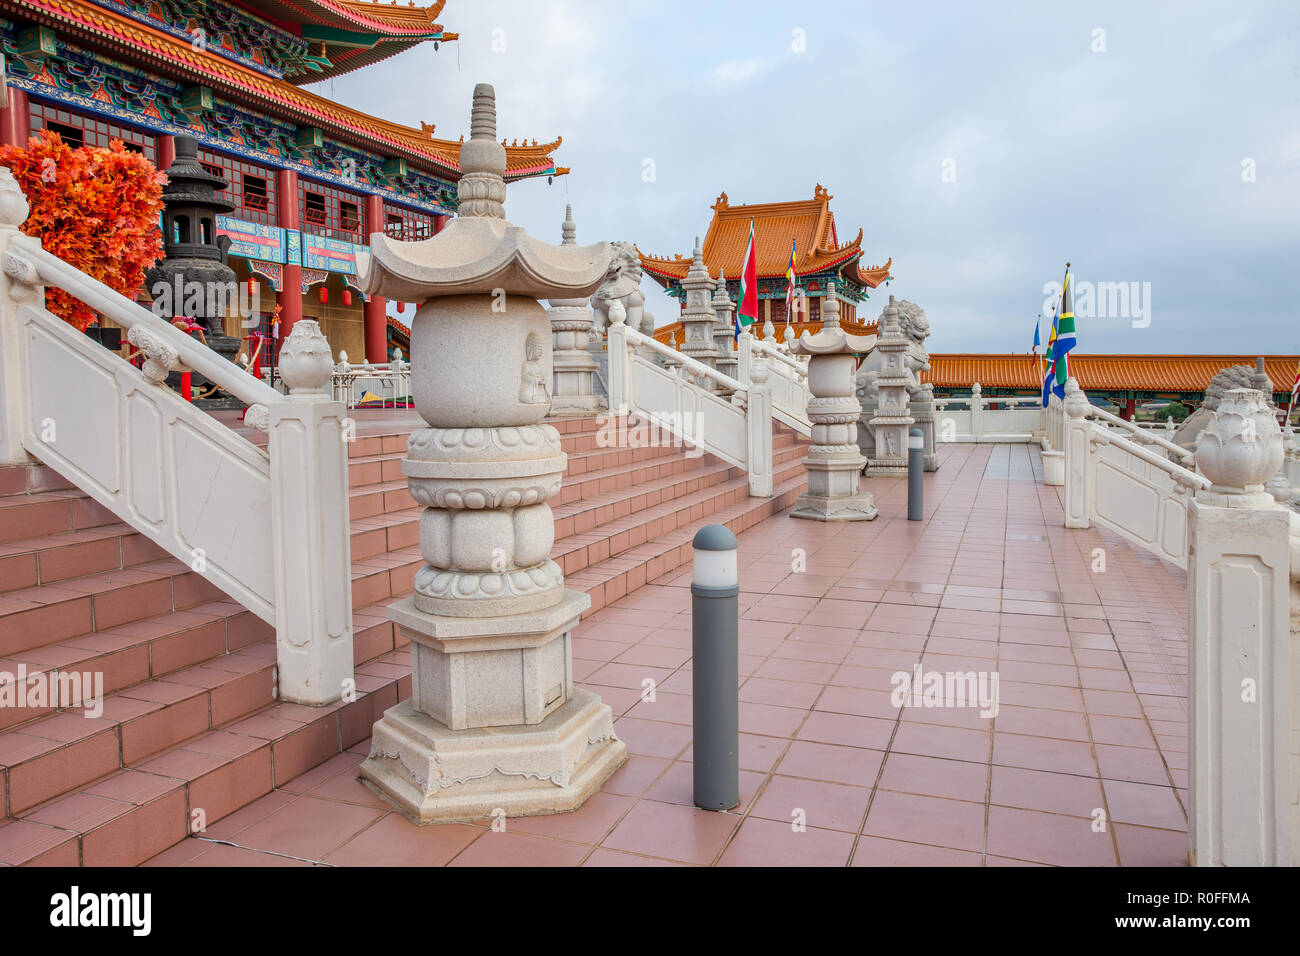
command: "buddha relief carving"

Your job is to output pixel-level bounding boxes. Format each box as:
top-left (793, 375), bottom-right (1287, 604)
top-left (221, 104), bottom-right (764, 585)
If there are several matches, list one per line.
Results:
top-left (519, 332), bottom-right (550, 404)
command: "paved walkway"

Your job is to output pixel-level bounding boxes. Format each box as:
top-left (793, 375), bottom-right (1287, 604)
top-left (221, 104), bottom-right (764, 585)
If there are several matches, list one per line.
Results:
top-left (145, 443), bottom-right (1190, 866)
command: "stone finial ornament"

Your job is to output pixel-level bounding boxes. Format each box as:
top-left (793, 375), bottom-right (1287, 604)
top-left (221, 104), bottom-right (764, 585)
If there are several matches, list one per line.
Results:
top-left (0, 166), bottom-right (30, 229)
top-left (1194, 388), bottom-right (1284, 497)
top-left (561, 204), bottom-right (576, 245)
top-left (455, 83), bottom-right (507, 220)
top-left (277, 319), bottom-right (334, 394)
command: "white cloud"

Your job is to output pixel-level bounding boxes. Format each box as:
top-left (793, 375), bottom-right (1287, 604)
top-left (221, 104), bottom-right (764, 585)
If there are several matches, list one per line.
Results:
top-left (713, 58), bottom-right (763, 84)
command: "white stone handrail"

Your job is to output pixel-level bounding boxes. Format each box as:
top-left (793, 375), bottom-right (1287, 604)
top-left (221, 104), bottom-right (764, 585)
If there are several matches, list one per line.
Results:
top-left (737, 331), bottom-right (812, 437)
top-left (608, 311), bottom-right (773, 496)
top-left (932, 385), bottom-right (1044, 443)
top-left (0, 167), bottom-right (353, 705)
top-left (624, 322), bottom-right (744, 392)
top-left (1097, 427), bottom-right (1210, 490)
top-left (749, 332), bottom-right (805, 376)
top-left (4, 240), bottom-right (281, 409)
top-left (1085, 402), bottom-right (1193, 464)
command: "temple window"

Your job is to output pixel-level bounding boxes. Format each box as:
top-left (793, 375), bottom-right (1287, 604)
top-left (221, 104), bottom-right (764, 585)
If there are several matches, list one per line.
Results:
top-left (304, 191), bottom-right (328, 226)
top-left (339, 201), bottom-right (361, 234)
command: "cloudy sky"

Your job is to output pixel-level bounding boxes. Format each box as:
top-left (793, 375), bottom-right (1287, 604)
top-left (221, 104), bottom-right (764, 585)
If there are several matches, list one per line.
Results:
top-left (308, 0), bottom-right (1299, 355)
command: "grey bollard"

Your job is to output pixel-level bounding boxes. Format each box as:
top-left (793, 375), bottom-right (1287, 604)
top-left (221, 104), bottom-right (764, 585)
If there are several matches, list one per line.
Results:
top-left (907, 427), bottom-right (924, 521)
top-left (691, 524), bottom-right (739, 811)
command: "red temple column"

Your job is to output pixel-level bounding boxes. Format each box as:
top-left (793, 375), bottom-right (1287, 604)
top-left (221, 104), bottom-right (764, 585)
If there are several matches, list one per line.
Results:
top-left (1, 87), bottom-right (29, 148)
top-left (156, 133), bottom-right (176, 174)
top-left (1122, 397), bottom-right (1136, 421)
top-left (277, 168), bottom-right (302, 342)
top-left (363, 193), bottom-right (388, 363)
top-left (434, 213), bottom-right (451, 234)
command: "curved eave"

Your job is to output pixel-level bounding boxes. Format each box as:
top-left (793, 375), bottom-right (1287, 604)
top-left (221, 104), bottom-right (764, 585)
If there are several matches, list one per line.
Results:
top-left (288, 34), bottom-right (449, 84)
top-left (7, 0), bottom-right (562, 181)
top-left (245, 0), bottom-right (448, 35)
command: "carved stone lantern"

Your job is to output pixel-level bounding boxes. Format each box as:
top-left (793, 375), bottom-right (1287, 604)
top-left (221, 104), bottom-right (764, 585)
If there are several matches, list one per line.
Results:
top-left (356, 84), bottom-right (626, 823)
top-left (789, 282), bottom-right (879, 520)
top-left (144, 135), bottom-right (244, 409)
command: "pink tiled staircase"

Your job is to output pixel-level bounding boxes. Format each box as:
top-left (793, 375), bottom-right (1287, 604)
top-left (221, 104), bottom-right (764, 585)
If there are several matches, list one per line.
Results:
top-left (0, 414), bottom-right (807, 865)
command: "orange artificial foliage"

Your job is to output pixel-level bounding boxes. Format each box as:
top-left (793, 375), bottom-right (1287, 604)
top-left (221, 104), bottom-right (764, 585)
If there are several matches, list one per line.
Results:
top-left (0, 130), bottom-right (166, 330)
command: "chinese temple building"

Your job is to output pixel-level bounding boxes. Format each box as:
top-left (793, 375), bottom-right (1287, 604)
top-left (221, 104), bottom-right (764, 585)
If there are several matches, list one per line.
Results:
top-left (641, 185), bottom-right (892, 344)
top-left (0, 0), bottom-right (568, 362)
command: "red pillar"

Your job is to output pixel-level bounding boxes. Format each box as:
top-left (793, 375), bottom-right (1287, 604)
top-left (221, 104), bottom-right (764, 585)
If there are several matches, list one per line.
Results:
top-left (156, 133), bottom-right (176, 174)
top-left (277, 168), bottom-right (302, 343)
top-left (363, 194), bottom-right (388, 363)
top-left (1, 87), bottom-right (30, 148)
top-left (1122, 397), bottom-right (1136, 421)
top-left (434, 213), bottom-right (450, 234)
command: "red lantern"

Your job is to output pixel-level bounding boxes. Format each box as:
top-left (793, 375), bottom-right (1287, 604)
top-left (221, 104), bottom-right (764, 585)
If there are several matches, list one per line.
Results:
top-left (341, 289), bottom-right (352, 307)
top-left (318, 286), bottom-right (328, 305)
top-left (396, 301), bottom-right (405, 313)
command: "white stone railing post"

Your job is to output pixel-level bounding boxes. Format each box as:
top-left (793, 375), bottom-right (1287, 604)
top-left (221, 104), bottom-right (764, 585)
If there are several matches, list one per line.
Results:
top-left (969, 382), bottom-right (983, 441)
top-left (736, 330), bottom-right (753, 388)
top-left (264, 320), bottom-right (355, 705)
top-left (745, 358), bottom-right (773, 497)
top-left (1187, 388), bottom-right (1292, 866)
top-left (606, 299), bottom-right (629, 414)
top-left (0, 168), bottom-right (35, 464)
top-left (1062, 377), bottom-right (1093, 528)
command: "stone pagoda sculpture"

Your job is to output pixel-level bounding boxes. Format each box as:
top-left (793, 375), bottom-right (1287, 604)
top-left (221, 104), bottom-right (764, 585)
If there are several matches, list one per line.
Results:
top-left (677, 237), bottom-right (720, 383)
top-left (856, 298), bottom-right (933, 470)
top-left (356, 84), bottom-right (626, 823)
top-left (711, 270), bottom-right (739, 381)
top-left (789, 282), bottom-right (879, 520)
top-left (866, 296), bottom-right (915, 474)
top-left (546, 205), bottom-right (601, 415)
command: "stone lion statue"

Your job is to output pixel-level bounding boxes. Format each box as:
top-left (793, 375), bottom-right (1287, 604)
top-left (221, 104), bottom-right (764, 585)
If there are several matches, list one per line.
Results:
top-left (1173, 364), bottom-right (1255, 451)
top-left (590, 241), bottom-right (646, 339)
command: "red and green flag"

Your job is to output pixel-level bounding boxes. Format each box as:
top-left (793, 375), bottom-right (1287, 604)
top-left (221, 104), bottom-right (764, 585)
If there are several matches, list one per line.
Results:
top-left (735, 218), bottom-right (758, 340)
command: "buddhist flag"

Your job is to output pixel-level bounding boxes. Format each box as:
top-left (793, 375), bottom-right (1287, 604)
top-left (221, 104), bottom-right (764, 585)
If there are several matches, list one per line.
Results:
top-left (1054, 264), bottom-right (1077, 389)
top-left (784, 240), bottom-right (797, 317)
top-left (737, 218), bottom-right (758, 333)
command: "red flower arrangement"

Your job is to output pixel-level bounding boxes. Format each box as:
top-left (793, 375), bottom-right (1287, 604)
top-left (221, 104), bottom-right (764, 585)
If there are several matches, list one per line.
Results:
top-left (0, 129), bottom-right (166, 331)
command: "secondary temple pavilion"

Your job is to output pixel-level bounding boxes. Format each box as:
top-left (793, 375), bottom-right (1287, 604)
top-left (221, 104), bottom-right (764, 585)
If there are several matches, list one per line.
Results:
top-left (642, 185), bottom-right (892, 343)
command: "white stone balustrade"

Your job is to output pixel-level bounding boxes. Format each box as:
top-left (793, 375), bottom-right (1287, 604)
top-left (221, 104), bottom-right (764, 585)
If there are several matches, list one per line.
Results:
top-left (1185, 388), bottom-right (1291, 866)
top-left (0, 166), bottom-right (353, 706)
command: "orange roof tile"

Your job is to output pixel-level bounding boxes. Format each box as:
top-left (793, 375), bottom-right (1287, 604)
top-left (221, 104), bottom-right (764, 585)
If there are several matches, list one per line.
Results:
top-left (924, 354), bottom-right (1300, 394)
top-left (5, 0), bottom-right (562, 180)
top-left (639, 184), bottom-right (891, 288)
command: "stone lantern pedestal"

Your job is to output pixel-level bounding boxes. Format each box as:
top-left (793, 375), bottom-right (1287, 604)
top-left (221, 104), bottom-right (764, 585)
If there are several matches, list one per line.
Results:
top-left (790, 282), bottom-right (879, 521)
top-left (356, 84), bottom-right (626, 823)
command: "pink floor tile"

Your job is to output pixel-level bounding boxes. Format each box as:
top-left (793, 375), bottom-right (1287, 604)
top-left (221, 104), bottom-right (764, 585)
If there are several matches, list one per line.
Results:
top-left (863, 790), bottom-right (986, 853)
top-left (751, 775), bottom-right (872, 832)
top-left (986, 806), bottom-right (1117, 866)
top-left (716, 816), bottom-right (855, 867)
top-left (851, 835), bottom-right (983, 867)
top-left (324, 815), bottom-right (481, 866)
top-left (776, 740), bottom-right (884, 787)
top-left (447, 830), bottom-right (588, 867)
top-left (602, 799), bottom-right (739, 865)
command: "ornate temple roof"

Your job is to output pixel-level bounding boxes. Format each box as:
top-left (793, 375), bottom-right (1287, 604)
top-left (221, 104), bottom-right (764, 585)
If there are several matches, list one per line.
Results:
top-left (924, 353), bottom-right (1300, 395)
top-left (639, 184), bottom-right (891, 290)
top-left (3, 0), bottom-right (566, 181)
top-left (242, 0), bottom-right (457, 83)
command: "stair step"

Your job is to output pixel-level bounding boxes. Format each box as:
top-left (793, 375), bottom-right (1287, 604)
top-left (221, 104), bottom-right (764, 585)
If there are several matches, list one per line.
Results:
top-left (0, 413), bottom-right (812, 864)
top-left (0, 559), bottom-right (231, 658)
